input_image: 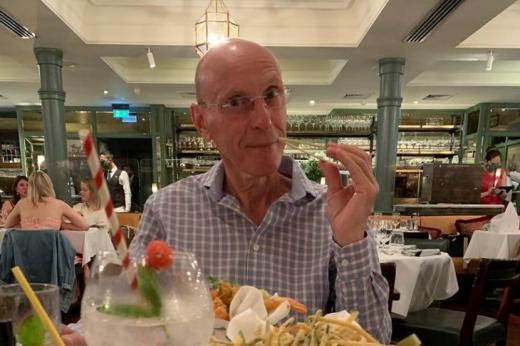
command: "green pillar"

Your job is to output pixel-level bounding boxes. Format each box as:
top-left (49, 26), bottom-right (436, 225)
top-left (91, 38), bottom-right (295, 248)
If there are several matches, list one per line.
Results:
top-left (34, 48), bottom-right (69, 202)
top-left (375, 58), bottom-right (405, 213)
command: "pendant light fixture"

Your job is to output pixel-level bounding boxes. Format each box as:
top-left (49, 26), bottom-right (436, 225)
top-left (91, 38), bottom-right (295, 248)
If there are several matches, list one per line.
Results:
top-left (194, 0), bottom-right (239, 57)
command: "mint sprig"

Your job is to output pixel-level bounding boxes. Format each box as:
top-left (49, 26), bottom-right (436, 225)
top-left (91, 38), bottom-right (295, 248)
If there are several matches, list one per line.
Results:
top-left (98, 264), bottom-right (163, 318)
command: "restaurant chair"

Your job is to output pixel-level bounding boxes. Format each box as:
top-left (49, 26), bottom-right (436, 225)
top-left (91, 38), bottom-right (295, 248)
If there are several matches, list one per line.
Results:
top-left (0, 229), bottom-right (76, 312)
top-left (116, 212), bottom-right (141, 229)
top-left (403, 231), bottom-right (429, 240)
top-left (404, 237), bottom-right (451, 253)
top-left (392, 258), bottom-right (520, 346)
top-left (380, 262), bottom-right (400, 312)
top-left (455, 215), bottom-right (493, 239)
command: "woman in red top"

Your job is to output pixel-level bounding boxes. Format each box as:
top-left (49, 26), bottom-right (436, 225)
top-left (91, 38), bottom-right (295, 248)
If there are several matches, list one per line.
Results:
top-left (481, 148), bottom-right (507, 204)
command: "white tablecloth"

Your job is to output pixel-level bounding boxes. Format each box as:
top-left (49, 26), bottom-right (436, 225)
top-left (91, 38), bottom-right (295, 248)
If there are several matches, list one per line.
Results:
top-left (463, 230), bottom-right (520, 261)
top-left (379, 251), bottom-right (459, 318)
top-left (61, 228), bottom-right (116, 266)
top-left (0, 228), bottom-right (116, 266)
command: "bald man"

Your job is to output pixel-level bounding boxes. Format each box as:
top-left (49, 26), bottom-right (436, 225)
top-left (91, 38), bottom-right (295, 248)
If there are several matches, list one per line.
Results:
top-left (131, 39), bottom-right (391, 343)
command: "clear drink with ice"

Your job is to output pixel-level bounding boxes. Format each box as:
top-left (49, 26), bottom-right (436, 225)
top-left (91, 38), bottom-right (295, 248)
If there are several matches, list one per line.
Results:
top-left (82, 251), bottom-right (214, 346)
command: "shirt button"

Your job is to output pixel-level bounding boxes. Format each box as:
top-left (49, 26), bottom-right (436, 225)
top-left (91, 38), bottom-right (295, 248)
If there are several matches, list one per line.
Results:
top-left (341, 259), bottom-right (348, 267)
top-left (253, 244), bottom-right (260, 252)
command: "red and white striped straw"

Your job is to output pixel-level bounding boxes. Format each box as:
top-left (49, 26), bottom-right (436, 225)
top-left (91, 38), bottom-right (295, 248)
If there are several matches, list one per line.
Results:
top-left (79, 129), bottom-right (137, 287)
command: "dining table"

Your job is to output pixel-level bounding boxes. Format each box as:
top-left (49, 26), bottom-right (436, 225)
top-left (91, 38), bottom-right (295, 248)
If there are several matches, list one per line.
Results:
top-left (0, 227), bottom-right (116, 266)
top-left (378, 250), bottom-right (459, 318)
top-left (463, 230), bottom-right (520, 262)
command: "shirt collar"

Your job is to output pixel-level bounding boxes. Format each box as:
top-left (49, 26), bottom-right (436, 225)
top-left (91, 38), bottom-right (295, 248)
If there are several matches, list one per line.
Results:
top-left (200, 156), bottom-right (320, 202)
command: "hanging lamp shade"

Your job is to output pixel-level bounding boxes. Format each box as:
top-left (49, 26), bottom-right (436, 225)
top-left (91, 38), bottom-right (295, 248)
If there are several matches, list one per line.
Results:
top-left (194, 0), bottom-right (239, 57)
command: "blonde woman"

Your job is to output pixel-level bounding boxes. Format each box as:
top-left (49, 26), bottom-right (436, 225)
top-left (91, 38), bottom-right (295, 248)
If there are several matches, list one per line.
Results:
top-left (73, 178), bottom-right (108, 228)
top-left (5, 171), bottom-right (89, 230)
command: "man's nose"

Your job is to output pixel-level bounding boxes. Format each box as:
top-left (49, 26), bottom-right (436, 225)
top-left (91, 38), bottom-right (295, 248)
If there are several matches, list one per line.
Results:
top-left (250, 98), bottom-right (273, 129)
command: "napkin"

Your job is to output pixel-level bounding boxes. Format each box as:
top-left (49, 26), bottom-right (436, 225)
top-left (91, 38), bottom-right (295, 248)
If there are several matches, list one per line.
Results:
top-left (489, 202), bottom-right (519, 233)
top-left (225, 286), bottom-right (291, 343)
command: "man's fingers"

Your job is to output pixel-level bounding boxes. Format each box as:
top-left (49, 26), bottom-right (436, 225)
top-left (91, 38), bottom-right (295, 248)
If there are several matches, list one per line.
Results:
top-left (319, 161), bottom-right (342, 193)
top-left (326, 146), bottom-right (376, 188)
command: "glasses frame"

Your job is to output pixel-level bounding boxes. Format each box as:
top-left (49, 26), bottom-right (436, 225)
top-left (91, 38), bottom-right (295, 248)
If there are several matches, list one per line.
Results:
top-left (199, 87), bottom-right (290, 114)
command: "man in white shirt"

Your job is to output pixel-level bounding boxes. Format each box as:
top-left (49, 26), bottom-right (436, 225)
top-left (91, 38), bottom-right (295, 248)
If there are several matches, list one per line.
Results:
top-left (99, 150), bottom-right (131, 212)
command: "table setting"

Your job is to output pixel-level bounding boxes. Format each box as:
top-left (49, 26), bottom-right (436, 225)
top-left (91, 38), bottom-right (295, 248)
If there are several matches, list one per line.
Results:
top-left (368, 214), bottom-right (459, 317)
top-left (464, 202), bottom-right (520, 261)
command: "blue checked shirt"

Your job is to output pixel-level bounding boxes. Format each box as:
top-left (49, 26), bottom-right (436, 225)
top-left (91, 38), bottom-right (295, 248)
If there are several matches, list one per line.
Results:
top-left (130, 156), bottom-right (391, 343)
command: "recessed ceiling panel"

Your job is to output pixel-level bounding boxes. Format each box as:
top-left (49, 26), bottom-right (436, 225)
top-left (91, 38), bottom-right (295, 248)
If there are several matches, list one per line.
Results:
top-left (101, 56), bottom-right (347, 85)
top-left (0, 55), bottom-right (38, 82)
top-left (458, 0), bottom-right (520, 48)
top-left (42, 0), bottom-right (388, 47)
top-left (409, 60), bottom-right (520, 87)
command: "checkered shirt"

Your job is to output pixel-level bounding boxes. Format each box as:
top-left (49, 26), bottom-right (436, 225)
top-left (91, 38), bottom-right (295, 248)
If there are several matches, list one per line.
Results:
top-left (130, 156), bottom-right (391, 343)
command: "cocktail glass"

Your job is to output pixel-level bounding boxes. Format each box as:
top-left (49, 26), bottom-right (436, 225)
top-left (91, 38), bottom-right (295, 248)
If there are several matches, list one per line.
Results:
top-left (81, 251), bottom-right (214, 346)
top-left (0, 283), bottom-right (60, 346)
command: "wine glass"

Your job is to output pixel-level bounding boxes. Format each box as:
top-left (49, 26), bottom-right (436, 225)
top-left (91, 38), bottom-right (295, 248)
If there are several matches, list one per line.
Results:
top-left (389, 232), bottom-right (405, 253)
top-left (81, 251), bottom-right (214, 346)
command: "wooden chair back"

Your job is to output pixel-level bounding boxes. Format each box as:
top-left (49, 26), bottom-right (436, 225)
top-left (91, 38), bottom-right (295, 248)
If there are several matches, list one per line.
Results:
top-left (116, 212), bottom-right (141, 228)
top-left (460, 259), bottom-right (520, 346)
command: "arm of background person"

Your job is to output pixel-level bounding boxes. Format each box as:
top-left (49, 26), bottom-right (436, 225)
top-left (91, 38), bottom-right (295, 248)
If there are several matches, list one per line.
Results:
top-left (4, 202), bottom-right (21, 228)
top-left (61, 201), bottom-right (89, 230)
top-left (1, 200), bottom-right (13, 222)
top-left (119, 170), bottom-right (132, 212)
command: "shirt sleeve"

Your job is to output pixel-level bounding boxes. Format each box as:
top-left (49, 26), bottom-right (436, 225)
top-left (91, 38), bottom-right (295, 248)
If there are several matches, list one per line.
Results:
top-left (332, 235), bottom-right (392, 344)
top-left (129, 195), bottom-right (166, 257)
top-left (119, 170), bottom-right (132, 212)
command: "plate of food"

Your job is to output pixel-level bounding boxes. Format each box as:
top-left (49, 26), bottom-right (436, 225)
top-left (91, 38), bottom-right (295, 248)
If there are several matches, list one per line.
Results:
top-left (207, 277), bottom-right (421, 346)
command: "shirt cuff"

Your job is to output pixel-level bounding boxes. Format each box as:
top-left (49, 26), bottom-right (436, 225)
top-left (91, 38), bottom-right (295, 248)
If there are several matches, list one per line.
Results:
top-left (332, 234), bottom-right (380, 281)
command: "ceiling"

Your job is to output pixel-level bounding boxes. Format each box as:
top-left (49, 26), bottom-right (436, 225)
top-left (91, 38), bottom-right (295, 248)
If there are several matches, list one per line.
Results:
top-left (1, 0), bottom-right (520, 115)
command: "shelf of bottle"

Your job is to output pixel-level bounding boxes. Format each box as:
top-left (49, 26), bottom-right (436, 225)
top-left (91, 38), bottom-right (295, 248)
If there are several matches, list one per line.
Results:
top-left (0, 162), bottom-right (22, 169)
top-left (287, 131), bottom-right (372, 138)
top-left (397, 150), bottom-right (457, 158)
top-left (177, 124), bottom-right (373, 137)
top-left (178, 149), bottom-right (219, 155)
top-left (398, 125), bottom-right (460, 133)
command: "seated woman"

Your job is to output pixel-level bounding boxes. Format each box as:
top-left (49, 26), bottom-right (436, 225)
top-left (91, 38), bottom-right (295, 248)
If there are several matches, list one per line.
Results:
top-left (1, 175), bottom-right (28, 225)
top-left (73, 178), bottom-right (108, 229)
top-left (4, 171), bottom-right (89, 231)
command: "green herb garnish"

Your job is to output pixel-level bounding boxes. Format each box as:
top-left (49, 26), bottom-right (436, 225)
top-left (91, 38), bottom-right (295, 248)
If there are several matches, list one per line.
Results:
top-left (97, 265), bottom-right (162, 319)
top-left (16, 315), bottom-right (45, 346)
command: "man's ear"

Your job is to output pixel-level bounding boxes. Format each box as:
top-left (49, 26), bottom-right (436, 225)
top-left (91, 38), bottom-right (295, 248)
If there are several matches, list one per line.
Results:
top-left (190, 103), bottom-right (211, 142)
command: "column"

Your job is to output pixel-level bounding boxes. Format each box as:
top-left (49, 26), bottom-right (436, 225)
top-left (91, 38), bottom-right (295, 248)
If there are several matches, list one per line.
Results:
top-left (375, 58), bottom-right (405, 213)
top-left (34, 48), bottom-right (69, 202)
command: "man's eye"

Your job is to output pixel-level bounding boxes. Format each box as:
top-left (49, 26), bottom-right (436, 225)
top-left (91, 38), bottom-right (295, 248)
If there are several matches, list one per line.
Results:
top-left (227, 97), bottom-right (245, 108)
top-left (264, 89), bottom-right (279, 100)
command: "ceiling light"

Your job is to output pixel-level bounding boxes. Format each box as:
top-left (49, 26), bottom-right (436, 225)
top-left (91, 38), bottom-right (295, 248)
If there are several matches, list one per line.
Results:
top-left (413, 101), bottom-right (419, 105)
top-left (103, 90), bottom-right (109, 95)
top-left (485, 51), bottom-right (493, 71)
top-left (309, 100), bottom-right (315, 106)
top-left (146, 48), bottom-right (156, 69)
top-left (195, 0), bottom-right (240, 57)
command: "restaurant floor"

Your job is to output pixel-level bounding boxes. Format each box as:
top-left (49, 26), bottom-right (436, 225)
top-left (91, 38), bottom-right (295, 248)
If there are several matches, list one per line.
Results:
top-left (510, 314), bottom-right (520, 346)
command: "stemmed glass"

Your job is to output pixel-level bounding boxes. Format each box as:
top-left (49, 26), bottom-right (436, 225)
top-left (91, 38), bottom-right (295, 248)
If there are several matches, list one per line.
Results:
top-left (81, 251), bottom-right (214, 346)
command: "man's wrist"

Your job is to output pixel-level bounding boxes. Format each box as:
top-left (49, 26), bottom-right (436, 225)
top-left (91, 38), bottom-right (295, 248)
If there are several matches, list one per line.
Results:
top-left (333, 231), bottom-right (367, 247)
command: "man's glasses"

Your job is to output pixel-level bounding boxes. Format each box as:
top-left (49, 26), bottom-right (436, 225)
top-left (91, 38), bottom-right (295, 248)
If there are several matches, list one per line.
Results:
top-left (200, 88), bottom-right (289, 114)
